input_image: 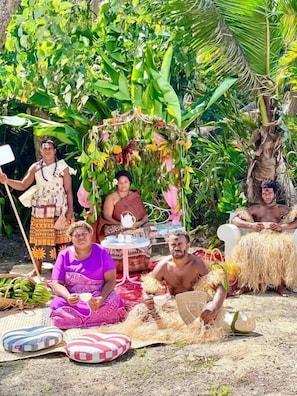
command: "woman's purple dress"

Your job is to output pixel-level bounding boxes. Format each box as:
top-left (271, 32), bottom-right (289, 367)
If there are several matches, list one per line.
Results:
top-left (50, 243), bottom-right (126, 329)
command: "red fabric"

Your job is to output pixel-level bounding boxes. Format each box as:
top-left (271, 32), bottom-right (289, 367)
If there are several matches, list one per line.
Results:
top-left (95, 191), bottom-right (147, 243)
top-left (116, 260), bottom-right (159, 309)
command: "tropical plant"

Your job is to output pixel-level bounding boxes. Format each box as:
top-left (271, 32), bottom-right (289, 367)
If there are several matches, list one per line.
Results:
top-left (0, 0), bottom-right (197, 227)
top-left (159, 0), bottom-right (297, 205)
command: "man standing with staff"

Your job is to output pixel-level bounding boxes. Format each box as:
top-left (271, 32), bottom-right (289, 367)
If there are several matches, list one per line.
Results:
top-left (0, 139), bottom-right (76, 276)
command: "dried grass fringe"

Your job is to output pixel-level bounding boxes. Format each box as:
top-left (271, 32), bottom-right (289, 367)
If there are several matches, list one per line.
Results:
top-left (97, 298), bottom-right (225, 344)
top-left (281, 205), bottom-right (297, 224)
top-left (97, 273), bottom-right (226, 345)
top-left (232, 231), bottom-right (297, 292)
top-left (235, 208), bottom-right (254, 222)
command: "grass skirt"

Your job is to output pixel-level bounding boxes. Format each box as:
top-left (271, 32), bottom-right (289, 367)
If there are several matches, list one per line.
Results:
top-left (232, 230), bottom-right (297, 292)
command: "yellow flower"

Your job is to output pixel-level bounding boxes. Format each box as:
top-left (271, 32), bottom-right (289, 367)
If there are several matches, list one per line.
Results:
top-left (223, 262), bottom-right (240, 277)
top-left (32, 247), bottom-right (46, 261)
top-left (183, 166), bottom-right (194, 190)
top-left (87, 141), bottom-right (96, 154)
top-left (58, 245), bottom-right (68, 254)
top-left (184, 140), bottom-right (192, 150)
top-left (113, 145), bottom-right (122, 154)
top-left (49, 248), bottom-right (57, 261)
top-left (147, 143), bottom-right (158, 152)
top-left (92, 151), bottom-right (109, 170)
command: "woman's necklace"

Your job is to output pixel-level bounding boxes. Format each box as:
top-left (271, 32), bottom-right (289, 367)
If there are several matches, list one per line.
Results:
top-left (40, 160), bottom-right (57, 182)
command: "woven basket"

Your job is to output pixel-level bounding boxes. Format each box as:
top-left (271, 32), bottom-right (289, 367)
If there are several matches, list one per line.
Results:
top-left (0, 273), bottom-right (37, 311)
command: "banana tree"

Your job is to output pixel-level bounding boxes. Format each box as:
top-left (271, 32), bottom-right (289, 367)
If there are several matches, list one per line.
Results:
top-left (160, 0), bottom-right (297, 205)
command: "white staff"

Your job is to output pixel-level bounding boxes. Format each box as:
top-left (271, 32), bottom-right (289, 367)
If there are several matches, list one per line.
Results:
top-left (0, 144), bottom-right (40, 278)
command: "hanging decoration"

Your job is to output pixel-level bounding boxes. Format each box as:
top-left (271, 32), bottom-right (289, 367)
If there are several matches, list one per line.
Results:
top-left (77, 109), bottom-right (193, 226)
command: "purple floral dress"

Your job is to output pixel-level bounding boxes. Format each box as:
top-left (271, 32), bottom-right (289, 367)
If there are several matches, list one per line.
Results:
top-left (50, 243), bottom-right (126, 329)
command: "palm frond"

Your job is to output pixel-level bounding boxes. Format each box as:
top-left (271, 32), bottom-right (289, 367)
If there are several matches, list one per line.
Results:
top-left (160, 0), bottom-right (288, 93)
top-left (279, 0), bottom-right (297, 45)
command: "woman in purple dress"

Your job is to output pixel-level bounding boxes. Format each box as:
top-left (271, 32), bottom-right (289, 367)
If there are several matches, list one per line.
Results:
top-left (50, 220), bottom-right (126, 329)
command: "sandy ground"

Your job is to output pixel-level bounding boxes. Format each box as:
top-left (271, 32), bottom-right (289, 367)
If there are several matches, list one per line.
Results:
top-left (1, 234), bottom-right (297, 396)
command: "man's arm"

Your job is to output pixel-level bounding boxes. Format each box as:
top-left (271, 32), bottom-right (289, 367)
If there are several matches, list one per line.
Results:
top-left (231, 206), bottom-right (264, 231)
top-left (200, 283), bottom-right (226, 324)
top-left (282, 218), bottom-right (297, 230)
top-left (150, 259), bottom-right (166, 282)
top-left (193, 257), bottom-right (226, 324)
top-left (142, 259), bottom-right (166, 309)
top-left (277, 218), bottom-right (297, 231)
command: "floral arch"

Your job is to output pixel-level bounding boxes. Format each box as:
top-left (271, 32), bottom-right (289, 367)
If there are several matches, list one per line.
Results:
top-left (77, 109), bottom-right (193, 227)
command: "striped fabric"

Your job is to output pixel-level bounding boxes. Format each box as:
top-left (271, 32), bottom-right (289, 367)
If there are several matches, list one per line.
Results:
top-left (2, 325), bottom-right (63, 353)
top-left (65, 333), bottom-right (131, 363)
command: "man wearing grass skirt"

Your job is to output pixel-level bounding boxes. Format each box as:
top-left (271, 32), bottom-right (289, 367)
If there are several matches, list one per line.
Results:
top-left (100, 230), bottom-right (255, 344)
top-left (231, 179), bottom-right (297, 297)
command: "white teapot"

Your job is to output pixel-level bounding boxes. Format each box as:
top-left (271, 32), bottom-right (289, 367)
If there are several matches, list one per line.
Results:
top-left (120, 212), bottom-right (136, 228)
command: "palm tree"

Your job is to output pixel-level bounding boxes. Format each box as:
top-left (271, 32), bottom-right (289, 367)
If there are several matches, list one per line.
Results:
top-left (160, 0), bottom-right (297, 205)
top-left (0, 0), bottom-right (20, 49)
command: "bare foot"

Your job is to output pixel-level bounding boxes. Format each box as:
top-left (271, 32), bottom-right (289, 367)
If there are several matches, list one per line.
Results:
top-left (234, 286), bottom-right (250, 296)
top-left (276, 285), bottom-right (290, 297)
top-left (26, 269), bottom-right (41, 278)
top-left (26, 260), bottom-right (42, 278)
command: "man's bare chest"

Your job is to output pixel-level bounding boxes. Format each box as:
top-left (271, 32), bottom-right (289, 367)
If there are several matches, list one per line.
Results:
top-left (254, 206), bottom-right (284, 222)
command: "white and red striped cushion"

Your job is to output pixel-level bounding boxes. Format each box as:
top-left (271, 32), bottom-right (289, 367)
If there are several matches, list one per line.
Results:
top-left (65, 332), bottom-right (131, 363)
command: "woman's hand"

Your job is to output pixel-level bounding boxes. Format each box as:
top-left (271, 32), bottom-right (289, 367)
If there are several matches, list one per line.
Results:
top-left (0, 174), bottom-right (8, 184)
top-left (67, 293), bottom-right (80, 305)
top-left (65, 209), bottom-right (74, 223)
top-left (88, 296), bottom-right (104, 311)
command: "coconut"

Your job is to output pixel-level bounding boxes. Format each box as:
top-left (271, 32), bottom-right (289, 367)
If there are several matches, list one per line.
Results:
top-left (224, 311), bottom-right (256, 334)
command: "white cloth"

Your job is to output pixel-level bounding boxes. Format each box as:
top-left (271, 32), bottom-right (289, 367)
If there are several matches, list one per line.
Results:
top-left (30, 160), bottom-right (76, 218)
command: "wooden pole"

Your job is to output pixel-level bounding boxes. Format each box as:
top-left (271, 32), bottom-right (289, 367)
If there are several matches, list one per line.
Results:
top-left (0, 167), bottom-right (41, 279)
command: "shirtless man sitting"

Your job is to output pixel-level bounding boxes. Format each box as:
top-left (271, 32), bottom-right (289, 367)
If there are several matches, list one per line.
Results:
top-left (231, 179), bottom-right (297, 296)
top-left (144, 231), bottom-right (226, 324)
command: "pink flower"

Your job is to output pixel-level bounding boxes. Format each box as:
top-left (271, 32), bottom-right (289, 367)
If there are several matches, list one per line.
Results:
top-left (77, 183), bottom-right (92, 209)
top-left (164, 156), bottom-right (174, 172)
top-left (100, 132), bottom-right (109, 142)
top-left (155, 121), bottom-right (164, 128)
top-left (154, 132), bottom-right (167, 145)
top-left (162, 184), bottom-right (182, 225)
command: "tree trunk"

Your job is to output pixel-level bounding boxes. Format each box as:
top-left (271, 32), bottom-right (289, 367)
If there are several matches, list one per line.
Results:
top-left (246, 93), bottom-right (297, 205)
top-left (90, 0), bottom-right (101, 18)
top-left (0, 0), bottom-right (20, 50)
